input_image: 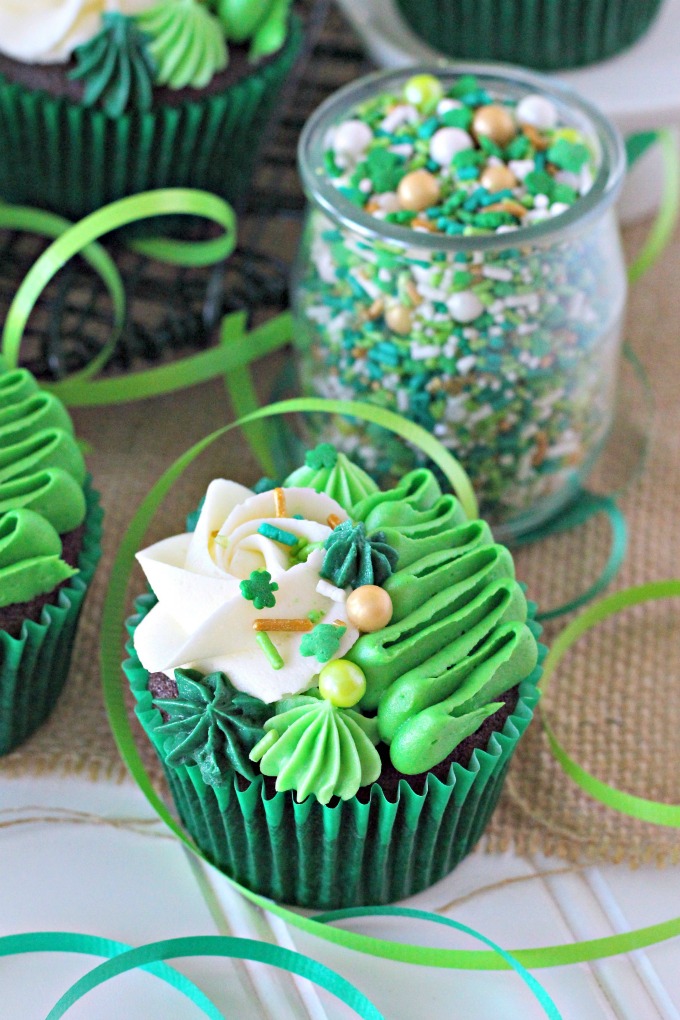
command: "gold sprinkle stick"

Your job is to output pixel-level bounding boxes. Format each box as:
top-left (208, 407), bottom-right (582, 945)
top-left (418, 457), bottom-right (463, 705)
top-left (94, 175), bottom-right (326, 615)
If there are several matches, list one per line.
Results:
top-left (274, 487), bottom-right (287, 518)
top-left (253, 619), bottom-right (313, 633)
top-left (327, 514), bottom-right (342, 529)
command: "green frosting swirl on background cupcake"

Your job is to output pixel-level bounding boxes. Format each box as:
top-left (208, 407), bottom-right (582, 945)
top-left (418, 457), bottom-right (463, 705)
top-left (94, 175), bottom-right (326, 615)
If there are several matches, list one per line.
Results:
top-left (0, 368), bottom-right (87, 608)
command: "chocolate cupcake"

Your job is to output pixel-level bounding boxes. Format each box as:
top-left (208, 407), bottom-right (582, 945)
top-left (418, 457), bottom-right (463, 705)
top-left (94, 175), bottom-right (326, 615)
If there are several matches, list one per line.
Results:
top-left (393, 0), bottom-right (665, 71)
top-left (124, 443), bottom-right (542, 908)
top-left (0, 0), bottom-right (302, 219)
top-left (0, 364), bottom-right (102, 754)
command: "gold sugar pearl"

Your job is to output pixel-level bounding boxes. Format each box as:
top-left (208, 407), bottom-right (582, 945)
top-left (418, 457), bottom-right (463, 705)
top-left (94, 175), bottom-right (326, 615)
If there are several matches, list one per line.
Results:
top-left (346, 585), bottom-right (393, 632)
top-left (472, 104), bottom-right (516, 147)
top-left (385, 304), bottom-right (413, 335)
top-left (397, 169), bottom-right (441, 212)
top-left (480, 164), bottom-right (518, 193)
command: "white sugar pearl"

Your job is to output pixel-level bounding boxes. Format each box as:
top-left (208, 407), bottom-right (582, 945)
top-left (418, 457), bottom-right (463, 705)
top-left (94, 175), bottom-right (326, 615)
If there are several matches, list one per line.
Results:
top-left (436, 98), bottom-right (463, 115)
top-left (533, 193), bottom-right (550, 209)
top-left (372, 191), bottom-right (401, 212)
top-left (550, 201), bottom-right (571, 217)
top-left (333, 119), bottom-right (373, 160)
top-left (516, 94), bottom-right (558, 131)
top-left (380, 104), bottom-right (418, 133)
top-left (429, 127), bottom-right (473, 166)
top-left (448, 291), bottom-right (484, 323)
top-left (508, 159), bottom-right (534, 182)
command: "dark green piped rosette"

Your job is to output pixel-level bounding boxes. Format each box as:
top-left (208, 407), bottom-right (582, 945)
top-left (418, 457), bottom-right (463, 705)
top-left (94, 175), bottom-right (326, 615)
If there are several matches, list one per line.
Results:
top-left (394, 0), bottom-right (664, 71)
top-left (124, 435), bottom-right (543, 909)
top-left (0, 364), bottom-right (102, 755)
top-left (0, 0), bottom-right (302, 220)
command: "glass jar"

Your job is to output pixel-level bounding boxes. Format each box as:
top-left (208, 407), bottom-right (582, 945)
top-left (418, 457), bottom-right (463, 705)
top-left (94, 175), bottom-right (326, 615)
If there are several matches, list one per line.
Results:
top-left (291, 65), bottom-right (627, 540)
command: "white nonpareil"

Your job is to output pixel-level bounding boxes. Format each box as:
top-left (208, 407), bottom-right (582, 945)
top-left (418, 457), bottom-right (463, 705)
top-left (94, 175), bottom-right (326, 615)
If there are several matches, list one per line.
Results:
top-left (133, 482), bottom-right (360, 703)
top-left (0, 0), bottom-right (156, 63)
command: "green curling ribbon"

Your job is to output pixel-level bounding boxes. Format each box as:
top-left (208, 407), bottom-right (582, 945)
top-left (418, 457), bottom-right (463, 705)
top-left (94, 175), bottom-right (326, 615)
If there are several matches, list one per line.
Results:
top-left (539, 579), bottom-right (680, 828)
top-left (100, 401), bottom-right (680, 971)
top-left (0, 932), bottom-right (382, 1019)
top-left (625, 129), bottom-right (680, 285)
top-left (0, 189), bottom-right (237, 388)
top-left (514, 491), bottom-right (627, 623)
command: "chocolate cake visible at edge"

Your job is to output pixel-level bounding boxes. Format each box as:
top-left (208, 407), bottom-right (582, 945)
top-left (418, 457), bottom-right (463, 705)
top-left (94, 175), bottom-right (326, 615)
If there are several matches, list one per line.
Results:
top-left (0, 40), bottom-right (280, 109)
top-left (0, 523), bottom-right (85, 639)
top-left (147, 671), bottom-right (520, 801)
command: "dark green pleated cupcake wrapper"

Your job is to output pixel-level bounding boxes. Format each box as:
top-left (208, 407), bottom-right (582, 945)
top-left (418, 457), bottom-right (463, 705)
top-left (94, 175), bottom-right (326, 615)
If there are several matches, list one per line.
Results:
top-left (0, 17), bottom-right (302, 222)
top-left (394, 0), bottom-right (664, 70)
top-left (0, 479), bottom-right (103, 756)
top-left (124, 592), bottom-right (542, 909)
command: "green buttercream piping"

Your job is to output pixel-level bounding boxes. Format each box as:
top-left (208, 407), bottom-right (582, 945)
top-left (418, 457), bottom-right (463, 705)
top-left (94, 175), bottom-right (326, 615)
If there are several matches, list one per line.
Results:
top-left (0, 509), bottom-right (75, 608)
top-left (283, 449), bottom-right (379, 513)
top-left (213, 0), bottom-right (291, 57)
top-left (155, 668), bottom-right (272, 785)
top-left (0, 469), bottom-right (87, 534)
top-left (320, 520), bottom-right (398, 589)
top-left (0, 366), bottom-right (87, 608)
top-left (0, 369), bottom-right (39, 410)
top-left (351, 467), bottom-right (441, 521)
top-left (250, 692), bottom-right (381, 803)
top-left (70, 13), bottom-right (157, 117)
top-left (136, 0), bottom-right (228, 90)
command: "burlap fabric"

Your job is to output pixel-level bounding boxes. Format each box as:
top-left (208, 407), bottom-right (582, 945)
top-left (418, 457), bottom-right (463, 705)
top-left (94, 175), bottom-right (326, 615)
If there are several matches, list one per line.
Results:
top-left (2, 217), bottom-right (679, 868)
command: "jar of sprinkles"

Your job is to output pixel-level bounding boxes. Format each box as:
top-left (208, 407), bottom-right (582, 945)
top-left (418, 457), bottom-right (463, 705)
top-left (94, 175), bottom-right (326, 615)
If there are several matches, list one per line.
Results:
top-left (291, 66), bottom-right (627, 539)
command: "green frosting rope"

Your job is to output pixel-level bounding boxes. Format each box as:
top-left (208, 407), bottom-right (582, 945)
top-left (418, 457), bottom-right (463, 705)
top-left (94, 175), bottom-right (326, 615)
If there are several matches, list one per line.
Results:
top-left (320, 521), bottom-right (398, 589)
top-left (70, 13), bottom-right (157, 117)
top-left (136, 0), bottom-right (228, 90)
top-left (0, 509), bottom-right (75, 608)
top-left (283, 445), bottom-right (379, 513)
top-left (251, 692), bottom-right (381, 803)
top-left (0, 365), bottom-right (87, 606)
top-left (155, 668), bottom-right (272, 784)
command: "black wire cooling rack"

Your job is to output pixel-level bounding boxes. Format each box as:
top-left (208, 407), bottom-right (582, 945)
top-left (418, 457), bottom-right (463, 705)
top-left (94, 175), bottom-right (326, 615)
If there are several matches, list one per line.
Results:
top-left (2, 0), bottom-right (372, 380)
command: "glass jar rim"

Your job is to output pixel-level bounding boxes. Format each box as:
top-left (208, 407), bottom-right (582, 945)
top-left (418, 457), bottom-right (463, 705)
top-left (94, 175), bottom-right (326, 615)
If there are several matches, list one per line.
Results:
top-left (298, 63), bottom-right (627, 253)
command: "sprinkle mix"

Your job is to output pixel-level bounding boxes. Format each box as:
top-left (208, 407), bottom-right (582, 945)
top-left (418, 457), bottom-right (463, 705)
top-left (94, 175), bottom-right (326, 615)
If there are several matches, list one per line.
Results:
top-left (295, 73), bottom-right (624, 531)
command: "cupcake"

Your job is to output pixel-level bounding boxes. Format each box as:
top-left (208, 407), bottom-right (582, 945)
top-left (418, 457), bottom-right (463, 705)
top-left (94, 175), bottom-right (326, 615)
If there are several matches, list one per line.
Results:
top-left (0, 364), bottom-right (102, 754)
top-left (0, 0), bottom-right (302, 220)
top-left (124, 442), bottom-right (542, 908)
top-left (393, 0), bottom-right (665, 70)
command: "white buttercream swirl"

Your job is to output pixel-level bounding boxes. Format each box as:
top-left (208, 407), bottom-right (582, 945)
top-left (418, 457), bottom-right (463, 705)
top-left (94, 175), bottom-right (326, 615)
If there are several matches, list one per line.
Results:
top-left (0, 0), bottom-right (156, 64)
top-left (134, 481), bottom-right (360, 704)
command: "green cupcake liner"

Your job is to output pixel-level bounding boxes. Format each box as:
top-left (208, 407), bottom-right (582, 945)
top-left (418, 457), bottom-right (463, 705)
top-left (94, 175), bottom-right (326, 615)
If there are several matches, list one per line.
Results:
top-left (124, 592), bottom-right (542, 909)
top-left (0, 478), bottom-right (103, 756)
top-left (394, 0), bottom-right (664, 70)
top-left (0, 17), bottom-right (302, 222)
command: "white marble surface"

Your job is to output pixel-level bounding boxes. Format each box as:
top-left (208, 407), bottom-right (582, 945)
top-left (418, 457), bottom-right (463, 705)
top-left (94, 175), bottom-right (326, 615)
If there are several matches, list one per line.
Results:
top-left (1, 774), bottom-right (679, 1019)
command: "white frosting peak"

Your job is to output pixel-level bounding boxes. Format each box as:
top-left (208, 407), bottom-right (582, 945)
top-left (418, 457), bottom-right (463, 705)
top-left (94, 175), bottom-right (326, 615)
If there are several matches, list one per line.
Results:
top-left (0, 0), bottom-right (156, 64)
top-left (134, 482), bottom-right (358, 704)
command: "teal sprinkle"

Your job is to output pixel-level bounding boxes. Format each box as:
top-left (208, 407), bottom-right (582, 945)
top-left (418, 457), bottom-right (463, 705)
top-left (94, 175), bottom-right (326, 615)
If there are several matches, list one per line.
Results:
top-left (457, 166), bottom-right (480, 181)
top-left (258, 523), bottom-right (299, 547)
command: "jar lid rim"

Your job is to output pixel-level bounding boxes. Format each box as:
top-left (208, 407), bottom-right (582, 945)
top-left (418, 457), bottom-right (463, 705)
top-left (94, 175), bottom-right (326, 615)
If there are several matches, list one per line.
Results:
top-left (298, 62), bottom-right (627, 252)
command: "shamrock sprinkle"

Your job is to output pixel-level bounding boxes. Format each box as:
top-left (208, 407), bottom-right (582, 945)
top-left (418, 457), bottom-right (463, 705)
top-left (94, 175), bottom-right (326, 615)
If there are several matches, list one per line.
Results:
top-left (305, 443), bottom-right (338, 470)
top-left (239, 569), bottom-right (279, 610)
top-left (300, 622), bottom-right (347, 663)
